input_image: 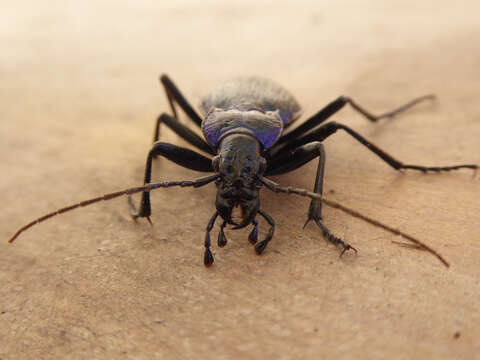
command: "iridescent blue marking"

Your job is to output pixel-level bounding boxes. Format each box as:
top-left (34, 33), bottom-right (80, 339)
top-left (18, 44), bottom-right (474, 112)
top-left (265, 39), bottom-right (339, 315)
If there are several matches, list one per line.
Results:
top-left (202, 109), bottom-right (284, 149)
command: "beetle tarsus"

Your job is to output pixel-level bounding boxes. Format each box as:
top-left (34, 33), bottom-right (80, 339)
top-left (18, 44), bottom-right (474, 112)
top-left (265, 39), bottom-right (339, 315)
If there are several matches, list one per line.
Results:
top-left (340, 244), bottom-right (358, 257)
top-left (218, 223), bottom-right (227, 247)
top-left (204, 248), bottom-right (214, 266)
top-left (204, 211), bottom-right (218, 266)
top-left (400, 164), bottom-right (478, 173)
top-left (315, 218), bottom-right (357, 256)
top-left (302, 216), bottom-right (314, 230)
top-left (204, 232), bottom-right (214, 266)
top-left (248, 220), bottom-right (258, 245)
top-left (128, 195), bottom-right (154, 226)
top-left (128, 195), bottom-right (149, 218)
top-left (255, 240), bottom-right (268, 255)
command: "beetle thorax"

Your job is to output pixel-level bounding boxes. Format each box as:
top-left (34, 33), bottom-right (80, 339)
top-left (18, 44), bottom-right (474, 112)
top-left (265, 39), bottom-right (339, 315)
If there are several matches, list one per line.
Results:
top-left (201, 107), bottom-right (284, 149)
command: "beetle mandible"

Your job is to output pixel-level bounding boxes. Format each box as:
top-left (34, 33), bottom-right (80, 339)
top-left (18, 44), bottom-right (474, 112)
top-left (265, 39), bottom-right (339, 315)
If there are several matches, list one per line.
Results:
top-left (9, 74), bottom-right (478, 267)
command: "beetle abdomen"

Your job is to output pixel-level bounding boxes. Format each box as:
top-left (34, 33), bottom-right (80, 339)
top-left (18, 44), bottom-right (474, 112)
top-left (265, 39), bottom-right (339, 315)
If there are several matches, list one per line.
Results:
top-left (200, 76), bottom-right (302, 126)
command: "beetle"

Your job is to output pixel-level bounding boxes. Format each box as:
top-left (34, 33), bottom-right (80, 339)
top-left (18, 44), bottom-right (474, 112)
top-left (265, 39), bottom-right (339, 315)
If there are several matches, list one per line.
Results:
top-left (8, 74), bottom-right (478, 267)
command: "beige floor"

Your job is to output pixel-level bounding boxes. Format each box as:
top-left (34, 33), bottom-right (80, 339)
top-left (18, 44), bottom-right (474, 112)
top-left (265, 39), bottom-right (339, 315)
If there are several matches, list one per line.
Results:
top-left (1, 1), bottom-right (479, 359)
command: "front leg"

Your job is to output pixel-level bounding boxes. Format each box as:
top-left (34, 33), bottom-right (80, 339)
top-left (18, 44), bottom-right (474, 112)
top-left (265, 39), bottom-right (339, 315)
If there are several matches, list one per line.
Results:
top-left (129, 142), bottom-right (213, 221)
top-left (266, 142), bottom-right (356, 255)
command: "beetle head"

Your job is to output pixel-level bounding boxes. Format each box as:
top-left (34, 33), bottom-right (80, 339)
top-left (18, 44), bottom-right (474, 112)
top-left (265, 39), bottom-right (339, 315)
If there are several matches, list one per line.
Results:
top-left (213, 133), bottom-right (266, 228)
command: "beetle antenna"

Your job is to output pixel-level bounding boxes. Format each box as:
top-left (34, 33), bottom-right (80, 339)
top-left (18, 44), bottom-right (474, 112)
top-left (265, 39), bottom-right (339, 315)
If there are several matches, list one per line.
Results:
top-left (259, 176), bottom-right (449, 268)
top-left (8, 174), bottom-right (219, 244)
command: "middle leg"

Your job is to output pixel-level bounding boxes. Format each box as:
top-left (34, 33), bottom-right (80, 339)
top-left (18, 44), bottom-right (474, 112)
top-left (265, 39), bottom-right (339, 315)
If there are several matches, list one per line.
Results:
top-left (266, 142), bottom-right (356, 254)
top-left (272, 122), bottom-right (478, 173)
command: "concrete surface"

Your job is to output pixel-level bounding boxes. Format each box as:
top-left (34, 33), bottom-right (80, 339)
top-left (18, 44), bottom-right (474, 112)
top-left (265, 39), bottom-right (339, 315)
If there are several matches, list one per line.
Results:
top-left (1, 1), bottom-right (479, 359)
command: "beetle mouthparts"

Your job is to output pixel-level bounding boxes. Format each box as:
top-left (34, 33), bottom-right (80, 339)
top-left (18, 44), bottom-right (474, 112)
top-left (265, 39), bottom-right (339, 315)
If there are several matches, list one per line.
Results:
top-left (229, 200), bottom-right (245, 226)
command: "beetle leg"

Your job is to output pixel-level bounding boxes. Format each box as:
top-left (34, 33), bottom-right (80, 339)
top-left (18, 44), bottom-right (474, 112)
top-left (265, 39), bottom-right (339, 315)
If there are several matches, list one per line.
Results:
top-left (255, 210), bottom-right (275, 255)
top-left (248, 219), bottom-right (258, 245)
top-left (273, 94), bottom-right (435, 152)
top-left (342, 95), bottom-right (435, 122)
top-left (266, 142), bottom-right (357, 255)
top-left (274, 96), bottom-right (348, 148)
top-left (160, 74), bottom-right (203, 128)
top-left (218, 221), bottom-right (228, 247)
top-left (152, 113), bottom-right (214, 154)
top-left (129, 142), bottom-right (213, 220)
top-left (204, 211), bottom-right (218, 266)
top-left (278, 122), bottom-right (477, 173)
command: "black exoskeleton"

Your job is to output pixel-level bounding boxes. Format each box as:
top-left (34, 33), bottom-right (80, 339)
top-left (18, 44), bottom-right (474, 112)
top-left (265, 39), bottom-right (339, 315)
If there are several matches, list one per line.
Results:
top-left (9, 74), bottom-right (478, 268)
top-left (126, 75), bottom-right (476, 266)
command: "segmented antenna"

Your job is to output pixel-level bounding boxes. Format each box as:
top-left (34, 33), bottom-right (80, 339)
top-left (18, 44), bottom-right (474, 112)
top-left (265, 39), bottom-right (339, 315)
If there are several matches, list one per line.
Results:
top-left (260, 176), bottom-right (450, 268)
top-left (8, 174), bottom-right (219, 244)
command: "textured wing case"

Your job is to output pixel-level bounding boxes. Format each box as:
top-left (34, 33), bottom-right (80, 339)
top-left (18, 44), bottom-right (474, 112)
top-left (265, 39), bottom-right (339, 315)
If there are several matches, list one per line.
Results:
top-left (200, 77), bottom-right (302, 125)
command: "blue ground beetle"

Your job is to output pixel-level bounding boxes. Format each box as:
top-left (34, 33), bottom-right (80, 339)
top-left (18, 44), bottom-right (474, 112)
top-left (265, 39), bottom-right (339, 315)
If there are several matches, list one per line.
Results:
top-left (9, 75), bottom-right (478, 267)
